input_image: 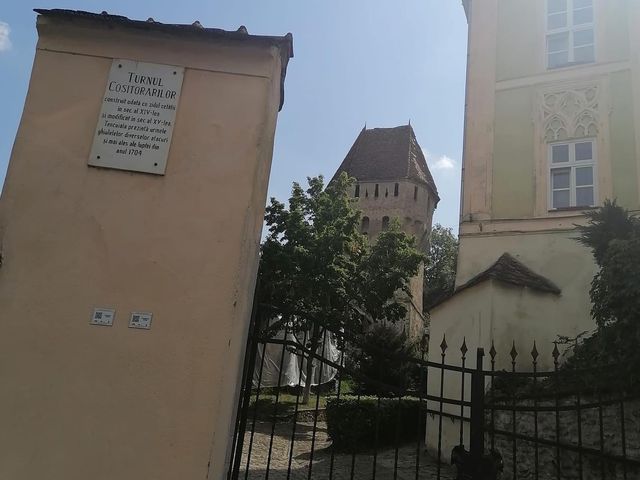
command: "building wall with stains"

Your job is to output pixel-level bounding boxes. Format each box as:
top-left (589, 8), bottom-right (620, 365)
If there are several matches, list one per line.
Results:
top-left (0, 12), bottom-right (290, 480)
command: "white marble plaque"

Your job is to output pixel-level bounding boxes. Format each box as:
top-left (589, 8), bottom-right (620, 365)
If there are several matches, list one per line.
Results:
top-left (89, 59), bottom-right (184, 175)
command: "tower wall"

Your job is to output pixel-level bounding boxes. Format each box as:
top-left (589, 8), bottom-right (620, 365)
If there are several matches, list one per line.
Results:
top-left (351, 179), bottom-right (436, 340)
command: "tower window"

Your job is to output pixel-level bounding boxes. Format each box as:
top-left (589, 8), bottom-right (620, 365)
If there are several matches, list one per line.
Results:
top-left (361, 216), bottom-right (370, 233)
top-left (355, 184), bottom-right (360, 198)
top-left (382, 216), bottom-right (390, 231)
top-left (374, 184), bottom-right (379, 197)
top-left (414, 186), bottom-right (418, 200)
top-left (394, 183), bottom-right (399, 196)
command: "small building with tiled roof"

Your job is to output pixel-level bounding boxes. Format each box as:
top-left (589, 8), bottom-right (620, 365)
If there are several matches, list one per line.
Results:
top-left (332, 124), bottom-right (439, 340)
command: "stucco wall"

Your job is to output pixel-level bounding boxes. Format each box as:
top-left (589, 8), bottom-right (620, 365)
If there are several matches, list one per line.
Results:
top-left (496, 0), bottom-right (631, 82)
top-left (0, 15), bottom-right (286, 480)
top-left (456, 230), bottom-right (595, 299)
top-left (496, 0), bottom-right (542, 82)
top-left (426, 277), bottom-right (586, 458)
top-left (463, 0), bottom-right (639, 230)
top-left (492, 87), bottom-right (536, 219)
top-left (610, 70), bottom-right (639, 208)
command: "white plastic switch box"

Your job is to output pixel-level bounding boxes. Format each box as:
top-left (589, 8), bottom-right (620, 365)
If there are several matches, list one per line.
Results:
top-left (129, 312), bottom-right (153, 330)
top-left (90, 308), bottom-right (115, 326)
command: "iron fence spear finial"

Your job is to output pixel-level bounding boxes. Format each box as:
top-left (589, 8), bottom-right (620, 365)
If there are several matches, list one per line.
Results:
top-left (552, 341), bottom-right (560, 366)
top-left (489, 340), bottom-right (497, 361)
top-left (531, 341), bottom-right (539, 363)
top-left (510, 341), bottom-right (518, 364)
top-left (440, 334), bottom-right (448, 355)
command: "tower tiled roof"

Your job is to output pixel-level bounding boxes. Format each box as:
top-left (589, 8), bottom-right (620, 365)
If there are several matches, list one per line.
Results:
top-left (331, 125), bottom-right (439, 200)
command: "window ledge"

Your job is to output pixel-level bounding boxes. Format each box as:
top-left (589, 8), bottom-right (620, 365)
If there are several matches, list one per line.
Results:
top-left (547, 60), bottom-right (596, 72)
top-left (548, 206), bottom-right (596, 213)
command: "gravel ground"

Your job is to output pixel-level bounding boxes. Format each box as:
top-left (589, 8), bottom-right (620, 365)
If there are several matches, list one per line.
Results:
top-left (238, 419), bottom-right (457, 480)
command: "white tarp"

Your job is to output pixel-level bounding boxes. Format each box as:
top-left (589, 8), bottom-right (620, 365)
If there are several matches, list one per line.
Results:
top-left (253, 329), bottom-right (341, 388)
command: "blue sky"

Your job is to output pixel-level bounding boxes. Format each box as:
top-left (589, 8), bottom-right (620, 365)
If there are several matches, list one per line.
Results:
top-left (0, 0), bottom-right (467, 232)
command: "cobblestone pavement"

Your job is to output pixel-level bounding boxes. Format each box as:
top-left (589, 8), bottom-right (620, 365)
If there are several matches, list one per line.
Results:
top-left (239, 420), bottom-right (456, 480)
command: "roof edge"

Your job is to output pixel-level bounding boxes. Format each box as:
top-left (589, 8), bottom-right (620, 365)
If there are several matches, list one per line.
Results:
top-left (428, 253), bottom-right (561, 311)
top-left (34, 9), bottom-right (294, 110)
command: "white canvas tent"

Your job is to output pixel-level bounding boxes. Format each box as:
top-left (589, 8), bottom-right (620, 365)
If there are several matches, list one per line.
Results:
top-left (252, 329), bottom-right (341, 388)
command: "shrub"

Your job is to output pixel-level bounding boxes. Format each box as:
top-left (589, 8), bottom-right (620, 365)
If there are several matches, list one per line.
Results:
top-left (325, 396), bottom-right (424, 452)
top-left (348, 324), bottom-right (420, 396)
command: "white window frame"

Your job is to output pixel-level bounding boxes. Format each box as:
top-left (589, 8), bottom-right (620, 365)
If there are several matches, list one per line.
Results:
top-left (548, 138), bottom-right (598, 210)
top-left (546, 0), bottom-right (595, 69)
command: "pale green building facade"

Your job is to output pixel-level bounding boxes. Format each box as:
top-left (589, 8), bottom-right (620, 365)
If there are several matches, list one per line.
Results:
top-left (427, 0), bottom-right (640, 454)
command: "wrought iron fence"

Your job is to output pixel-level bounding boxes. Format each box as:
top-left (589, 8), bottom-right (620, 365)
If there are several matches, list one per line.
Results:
top-left (227, 322), bottom-right (640, 480)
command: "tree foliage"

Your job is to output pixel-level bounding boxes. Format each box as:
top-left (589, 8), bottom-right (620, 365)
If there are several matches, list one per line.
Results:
top-left (562, 199), bottom-right (640, 390)
top-left (257, 173), bottom-right (425, 401)
top-left (423, 224), bottom-right (458, 312)
top-left (577, 199), bottom-right (640, 328)
top-left (259, 173), bottom-right (424, 338)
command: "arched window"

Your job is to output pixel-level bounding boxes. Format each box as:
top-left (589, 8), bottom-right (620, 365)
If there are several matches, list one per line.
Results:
top-left (382, 216), bottom-right (390, 231)
top-left (361, 216), bottom-right (370, 233)
top-left (374, 184), bottom-right (379, 197)
top-left (394, 183), bottom-right (399, 196)
top-left (414, 186), bottom-right (418, 200)
top-left (355, 184), bottom-right (360, 198)
top-left (385, 188), bottom-right (389, 198)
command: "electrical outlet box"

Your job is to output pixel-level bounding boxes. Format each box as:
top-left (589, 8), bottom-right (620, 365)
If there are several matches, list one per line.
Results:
top-left (129, 312), bottom-right (153, 330)
top-left (90, 308), bottom-right (115, 326)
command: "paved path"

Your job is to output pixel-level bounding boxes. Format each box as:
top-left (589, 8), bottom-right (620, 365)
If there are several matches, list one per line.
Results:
top-left (239, 420), bottom-right (456, 480)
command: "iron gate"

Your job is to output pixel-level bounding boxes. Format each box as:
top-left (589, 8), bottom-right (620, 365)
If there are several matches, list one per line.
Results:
top-left (227, 321), bottom-right (640, 480)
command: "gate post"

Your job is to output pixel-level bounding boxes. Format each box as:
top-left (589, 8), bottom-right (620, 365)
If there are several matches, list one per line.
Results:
top-left (470, 348), bottom-right (485, 476)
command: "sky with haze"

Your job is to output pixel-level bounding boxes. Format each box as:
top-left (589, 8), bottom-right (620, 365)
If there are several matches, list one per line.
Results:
top-left (0, 0), bottom-right (468, 232)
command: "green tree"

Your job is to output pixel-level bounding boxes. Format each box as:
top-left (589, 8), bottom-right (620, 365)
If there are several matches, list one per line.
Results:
top-left (559, 199), bottom-right (640, 389)
top-left (423, 224), bottom-right (458, 313)
top-left (577, 199), bottom-right (640, 328)
top-left (258, 173), bottom-right (424, 403)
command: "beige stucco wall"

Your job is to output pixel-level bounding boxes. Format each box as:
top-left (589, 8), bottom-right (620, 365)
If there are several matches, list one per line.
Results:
top-left (455, 231), bottom-right (596, 333)
top-left (428, 229), bottom-right (598, 456)
top-left (610, 70), bottom-right (639, 207)
top-left (492, 86), bottom-right (536, 219)
top-left (0, 15), bottom-right (287, 480)
top-left (427, 275), bottom-right (585, 457)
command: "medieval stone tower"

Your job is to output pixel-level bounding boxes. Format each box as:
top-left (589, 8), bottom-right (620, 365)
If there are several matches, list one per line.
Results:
top-left (332, 125), bottom-right (439, 339)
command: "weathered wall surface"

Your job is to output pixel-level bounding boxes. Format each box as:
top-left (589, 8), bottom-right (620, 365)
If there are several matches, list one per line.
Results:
top-left (490, 395), bottom-right (640, 479)
top-left (427, 278), bottom-right (586, 457)
top-left (0, 14), bottom-right (288, 480)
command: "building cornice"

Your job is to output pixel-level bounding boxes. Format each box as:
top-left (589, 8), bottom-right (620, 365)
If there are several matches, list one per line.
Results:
top-left (495, 60), bottom-right (631, 92)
